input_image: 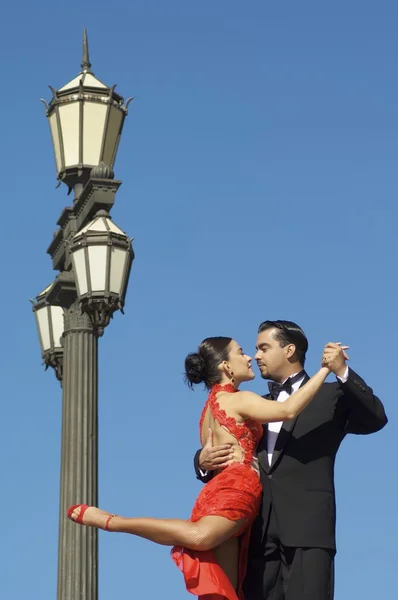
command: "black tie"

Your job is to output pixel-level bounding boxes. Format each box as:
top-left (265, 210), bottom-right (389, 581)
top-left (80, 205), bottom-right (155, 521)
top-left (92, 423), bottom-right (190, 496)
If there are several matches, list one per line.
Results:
top-left (268, 370), bottom-right (306, 399)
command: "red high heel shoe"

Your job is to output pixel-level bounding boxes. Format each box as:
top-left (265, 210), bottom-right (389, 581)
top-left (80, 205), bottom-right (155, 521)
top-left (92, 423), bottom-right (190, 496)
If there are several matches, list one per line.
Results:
top-left (66, 505), bottom-right (115, 530)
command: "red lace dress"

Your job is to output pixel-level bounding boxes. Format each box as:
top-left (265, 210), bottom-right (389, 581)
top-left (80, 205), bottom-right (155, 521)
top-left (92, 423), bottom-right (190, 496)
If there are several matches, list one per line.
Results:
top-left (171, 384), bottom-right (263, 600)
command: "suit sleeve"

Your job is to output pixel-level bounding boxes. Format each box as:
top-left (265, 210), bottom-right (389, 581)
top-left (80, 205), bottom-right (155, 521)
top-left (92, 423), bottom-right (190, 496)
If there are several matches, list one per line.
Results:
top-left (339, 368), bottom-right (387, 434)
top-left (194, 449), bottom-right (214, 483)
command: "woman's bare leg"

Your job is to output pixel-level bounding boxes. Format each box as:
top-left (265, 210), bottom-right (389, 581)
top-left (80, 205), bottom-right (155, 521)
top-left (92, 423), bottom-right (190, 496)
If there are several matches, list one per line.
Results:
top-left (213, 537), bottom-right (239, 590)
top-left (69, 506), bottom-right (246, 552)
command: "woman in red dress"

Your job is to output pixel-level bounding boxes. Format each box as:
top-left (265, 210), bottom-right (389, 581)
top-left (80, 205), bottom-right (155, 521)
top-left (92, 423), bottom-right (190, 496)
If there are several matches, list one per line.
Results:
top-left (67, 336), bottom-right (332, 600)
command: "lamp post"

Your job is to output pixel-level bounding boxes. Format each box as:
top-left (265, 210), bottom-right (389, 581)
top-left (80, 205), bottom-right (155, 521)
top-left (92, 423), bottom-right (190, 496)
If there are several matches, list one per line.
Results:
top-left (32, 30), bottom-right (134, 600)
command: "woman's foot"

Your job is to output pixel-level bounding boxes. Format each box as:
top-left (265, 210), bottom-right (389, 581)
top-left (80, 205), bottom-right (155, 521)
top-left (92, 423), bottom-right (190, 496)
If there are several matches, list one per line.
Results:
top-left (67, 505), bottom-right (116, 530)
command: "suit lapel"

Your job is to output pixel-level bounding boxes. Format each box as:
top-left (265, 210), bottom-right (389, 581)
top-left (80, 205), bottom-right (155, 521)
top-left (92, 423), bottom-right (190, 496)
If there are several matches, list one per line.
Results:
top-left (270, 373), bottom-right (310, 470)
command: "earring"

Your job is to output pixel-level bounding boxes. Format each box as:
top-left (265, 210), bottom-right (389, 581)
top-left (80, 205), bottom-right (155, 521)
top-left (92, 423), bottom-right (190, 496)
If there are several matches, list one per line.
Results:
top-left (229, 370), bottom-right (235, 384)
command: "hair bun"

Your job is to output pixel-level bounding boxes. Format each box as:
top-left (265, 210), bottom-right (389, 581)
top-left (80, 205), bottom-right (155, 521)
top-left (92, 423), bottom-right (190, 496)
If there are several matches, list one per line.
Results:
top-left (184, 352), bottom-right (207, 388)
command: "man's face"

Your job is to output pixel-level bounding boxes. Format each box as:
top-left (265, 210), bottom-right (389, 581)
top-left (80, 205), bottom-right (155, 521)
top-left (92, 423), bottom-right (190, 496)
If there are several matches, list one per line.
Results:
top-left (254, 328), bottom-right (291, 381)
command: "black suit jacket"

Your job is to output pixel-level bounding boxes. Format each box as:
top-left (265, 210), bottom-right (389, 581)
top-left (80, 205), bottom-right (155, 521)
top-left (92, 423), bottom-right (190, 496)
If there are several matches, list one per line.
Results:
top-left (194, 368), bottom-right (387, 550)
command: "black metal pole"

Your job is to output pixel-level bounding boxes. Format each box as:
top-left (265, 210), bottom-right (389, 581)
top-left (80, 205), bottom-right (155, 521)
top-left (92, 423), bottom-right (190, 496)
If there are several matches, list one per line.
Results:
top-left (57, 301), bottom-right (98, 600)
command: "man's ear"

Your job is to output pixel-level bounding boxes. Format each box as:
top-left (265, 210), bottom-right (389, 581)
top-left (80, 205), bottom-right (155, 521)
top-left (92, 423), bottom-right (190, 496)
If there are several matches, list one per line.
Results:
top-left (285, 344), bottom-right (296, 360)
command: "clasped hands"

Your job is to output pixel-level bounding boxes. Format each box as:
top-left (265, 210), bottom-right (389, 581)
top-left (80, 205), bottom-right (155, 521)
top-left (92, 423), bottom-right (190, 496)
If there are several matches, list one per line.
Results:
top-left (321, 342), bottom-right (349, 378)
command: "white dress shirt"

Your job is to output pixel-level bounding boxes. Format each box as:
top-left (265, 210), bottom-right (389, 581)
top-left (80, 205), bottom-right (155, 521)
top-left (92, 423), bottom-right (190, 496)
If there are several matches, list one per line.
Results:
top-left (267, 367), bottom-right (349, 465)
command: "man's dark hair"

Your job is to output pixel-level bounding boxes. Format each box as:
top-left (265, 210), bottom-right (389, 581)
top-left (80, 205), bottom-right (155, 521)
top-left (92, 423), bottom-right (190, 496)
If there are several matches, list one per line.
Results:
top-left (258, 320), bottom-right (308, 366)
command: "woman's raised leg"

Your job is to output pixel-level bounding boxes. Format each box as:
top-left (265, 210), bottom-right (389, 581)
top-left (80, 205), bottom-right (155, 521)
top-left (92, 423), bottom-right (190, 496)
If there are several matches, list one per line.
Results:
top-left (68, 505), bottom-right (246, 553)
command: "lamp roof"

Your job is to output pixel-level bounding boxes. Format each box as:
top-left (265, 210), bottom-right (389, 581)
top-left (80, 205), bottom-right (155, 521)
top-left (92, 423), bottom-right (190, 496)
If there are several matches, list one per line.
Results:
top-left (58, 71), bottom-right (108, 93)
top-left (75, 210), bottom-right (128, 238)
top-left (36, 283), bottom-right (53, 299)
top-left (56, 29), bottom-right (117, 96)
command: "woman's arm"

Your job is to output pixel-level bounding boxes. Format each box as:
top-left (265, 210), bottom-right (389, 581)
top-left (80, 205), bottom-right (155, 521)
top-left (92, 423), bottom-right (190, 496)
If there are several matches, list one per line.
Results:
top-left (235, 367), bottom-right (330, 423)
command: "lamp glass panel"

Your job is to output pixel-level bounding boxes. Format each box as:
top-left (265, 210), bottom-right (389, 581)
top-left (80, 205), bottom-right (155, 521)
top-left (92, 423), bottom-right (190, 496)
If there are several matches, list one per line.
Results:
top-left (50, 306), bottom-right (65, 349)
top-left (36, 307), bottom-right (51, 352)
top-left (82, 101), bottom-right (108, 166)
top-left (109, 247), bottom-right (128, 294)
top-left (102, 105), bottom-right (123, 167)
top-left (72, 248), bottom-right (88, 296)
top-left (59, 102), bottom-right (80, 167)
top-left (49, 112), bottom-right (62, 172)
top-left (87, 245), bottom-right (108, 292)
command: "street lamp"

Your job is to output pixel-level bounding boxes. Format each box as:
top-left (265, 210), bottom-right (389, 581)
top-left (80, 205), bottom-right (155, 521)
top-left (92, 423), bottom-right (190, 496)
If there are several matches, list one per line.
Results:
top-left (42, 29), bottom-right (132, 194)
top-left (32, 29), bottom-right (134, 600)
top-left (71, 209), bottom-right (134, 335)
top-left (31, 284), bottom-right (64, 381)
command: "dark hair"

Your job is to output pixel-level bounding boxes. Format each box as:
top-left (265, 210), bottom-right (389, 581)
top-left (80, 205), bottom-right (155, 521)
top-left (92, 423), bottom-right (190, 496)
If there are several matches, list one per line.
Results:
top-left (184, 336), bottom-right (233, 389)
top-left (258, 320), bottom-right (308, 365)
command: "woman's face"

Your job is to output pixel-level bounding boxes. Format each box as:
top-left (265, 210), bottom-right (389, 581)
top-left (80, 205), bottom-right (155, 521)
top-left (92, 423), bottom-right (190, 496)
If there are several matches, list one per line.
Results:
top-left (226, 340), bottom-right (255, 383)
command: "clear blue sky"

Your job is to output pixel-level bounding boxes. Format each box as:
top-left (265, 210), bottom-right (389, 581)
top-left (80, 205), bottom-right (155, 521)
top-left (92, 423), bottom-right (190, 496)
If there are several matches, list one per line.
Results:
top-left (0, 1), bottom-right (396, 599)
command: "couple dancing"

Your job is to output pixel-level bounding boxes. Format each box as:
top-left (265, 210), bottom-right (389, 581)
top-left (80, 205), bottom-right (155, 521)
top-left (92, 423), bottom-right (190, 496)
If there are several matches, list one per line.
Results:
top-left (67, 320), bottom-right (387, 600)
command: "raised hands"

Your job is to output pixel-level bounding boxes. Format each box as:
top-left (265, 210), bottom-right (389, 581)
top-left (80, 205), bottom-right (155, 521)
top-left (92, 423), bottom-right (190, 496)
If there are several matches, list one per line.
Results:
top-left (322, 342), bottom-right (349, 378)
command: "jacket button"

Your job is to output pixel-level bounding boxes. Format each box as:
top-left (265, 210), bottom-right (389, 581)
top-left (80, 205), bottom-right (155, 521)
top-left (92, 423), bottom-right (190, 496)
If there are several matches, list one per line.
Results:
top-left (268, 474), bottom-right (273, 480)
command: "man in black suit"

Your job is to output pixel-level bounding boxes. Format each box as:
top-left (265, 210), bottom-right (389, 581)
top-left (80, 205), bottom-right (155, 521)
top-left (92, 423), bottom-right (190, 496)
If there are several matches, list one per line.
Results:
top-left (194, 320), bottom-right (387, 600)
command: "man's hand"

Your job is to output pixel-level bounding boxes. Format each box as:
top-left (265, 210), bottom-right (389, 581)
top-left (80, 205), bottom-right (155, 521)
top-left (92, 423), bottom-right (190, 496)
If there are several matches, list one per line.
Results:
top-left (322, 342), bottom-right (350, 378)
top-left (199, 429), bottom-right (234, 471)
